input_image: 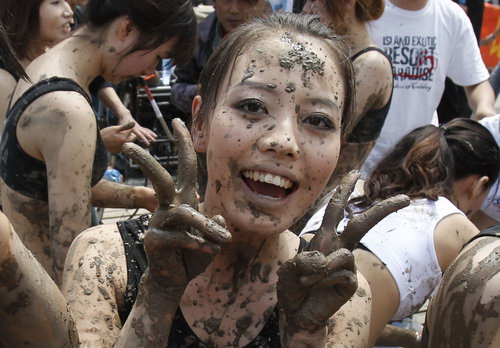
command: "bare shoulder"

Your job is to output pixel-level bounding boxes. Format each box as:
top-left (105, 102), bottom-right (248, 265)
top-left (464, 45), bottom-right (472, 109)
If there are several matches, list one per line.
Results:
top-left (20, 88), bottom-right (95, 128)
top-left (62, 223), bottom-right (129, 346)
top-left (434, 213), bottom-right (479, 270)
top-left (352, 48), bottom-right (393, 110)
top-left (353, 48), bottom-right (392, 80)
top-left (426, 235), bottom-right (500, 347)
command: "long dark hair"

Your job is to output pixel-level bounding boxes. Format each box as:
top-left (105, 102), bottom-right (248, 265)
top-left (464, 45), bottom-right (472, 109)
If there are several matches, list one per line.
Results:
top-left (194, 13), bottom-right (355, 141)
top-left (356, 118), bottom-right (500, 206)
top-left (0, 0), bottom-right (43, 61)
top-left (0, 21), bottom-right (28, 80)
top-left (85, 0), bottom-right (197, 64)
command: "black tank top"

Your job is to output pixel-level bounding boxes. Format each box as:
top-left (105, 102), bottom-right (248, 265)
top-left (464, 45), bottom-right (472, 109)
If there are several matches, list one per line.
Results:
top-left (348, 46), bottom-right (393, 143)
top-left (117, 216), bottom-right (309, 347)
top-left (0, 77), bottom-right (108, 201)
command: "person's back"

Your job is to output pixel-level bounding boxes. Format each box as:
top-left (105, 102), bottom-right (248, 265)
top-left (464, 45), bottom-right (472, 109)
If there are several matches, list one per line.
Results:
top-left (361, 0), bottom-right (493, 177)
top-left (423, 224), bottom-right (500, 347)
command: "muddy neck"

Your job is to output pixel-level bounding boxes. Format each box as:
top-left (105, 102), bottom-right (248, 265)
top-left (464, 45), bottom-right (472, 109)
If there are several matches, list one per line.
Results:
top-left (342, 18), bottom-right (374, 56)
top-left (45, 27), bottom-right (105, 88)
top-left (206, 229), bottom-right (298, 279)
top-left (199, 201), bottom-right (296, 263)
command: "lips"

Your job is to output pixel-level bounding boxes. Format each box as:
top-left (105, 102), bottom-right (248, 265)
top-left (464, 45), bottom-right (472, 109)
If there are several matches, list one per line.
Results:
top-left (241, 170), bottom-right (296, 200)
top-left (63, 22), bottom-right (72, 34)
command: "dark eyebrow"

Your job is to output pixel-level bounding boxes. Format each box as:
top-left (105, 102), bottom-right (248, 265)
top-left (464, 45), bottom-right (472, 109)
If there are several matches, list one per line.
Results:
top-left (231, 80), bottom-right (278, 92)
top-left (232, 80), bottom-right (340, 110)
top-left (310, 98), bottom-right (340, 111)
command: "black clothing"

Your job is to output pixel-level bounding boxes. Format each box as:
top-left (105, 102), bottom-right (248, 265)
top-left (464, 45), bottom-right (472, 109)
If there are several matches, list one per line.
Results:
top-left (170, 12), bottom-right (219, 114)
top-left (0, 77), bottom-right (108, 201)
top-left (117, 215), bottom-right (149, 323)
top-left (348, 47), bottom-right (393, 143)
top-left (293, 0), bottom-right (306, 13)
top-left (117, 216), bottom-right (309, 347)
top-left (437, 0), bottom-right (484, 124)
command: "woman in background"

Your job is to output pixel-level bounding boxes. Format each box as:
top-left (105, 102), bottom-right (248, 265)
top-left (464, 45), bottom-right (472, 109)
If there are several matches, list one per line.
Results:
top-left (0, 0), bottom-right (197, 283)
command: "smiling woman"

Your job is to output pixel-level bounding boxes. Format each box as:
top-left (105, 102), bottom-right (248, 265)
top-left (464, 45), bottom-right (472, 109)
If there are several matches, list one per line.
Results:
top-left (0, 12), bottom-right (411, 347)
top-left (0, 0), bottom-right (197, 284)
top-left (50, 13), bottom-right (410, 347)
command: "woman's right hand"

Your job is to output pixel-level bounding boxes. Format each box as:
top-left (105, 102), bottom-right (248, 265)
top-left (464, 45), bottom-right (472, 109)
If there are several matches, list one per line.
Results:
top-left (123, 119), bottom-right (231, 290)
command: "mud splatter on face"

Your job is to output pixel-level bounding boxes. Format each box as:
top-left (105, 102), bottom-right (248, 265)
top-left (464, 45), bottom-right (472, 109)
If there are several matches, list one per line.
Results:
top-left (285, 82), bottom-right (296, 93)
top-left (278, 32), bottom-right (325, 87)
top-left (267, 83), bottom-right (277, 89)
top-left (242, 68), bottom-right (254, 82)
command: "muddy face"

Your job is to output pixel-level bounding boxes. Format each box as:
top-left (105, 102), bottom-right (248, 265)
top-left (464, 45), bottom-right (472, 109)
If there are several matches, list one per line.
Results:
top-left (104, 38), bottom-right (178, 84)
top-left (197, 35), bottom-right (345, 237)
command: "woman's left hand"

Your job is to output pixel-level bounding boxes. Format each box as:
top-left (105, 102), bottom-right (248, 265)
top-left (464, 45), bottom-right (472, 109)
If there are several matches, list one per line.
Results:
top-left (277, 171), bottom-right (410, 334)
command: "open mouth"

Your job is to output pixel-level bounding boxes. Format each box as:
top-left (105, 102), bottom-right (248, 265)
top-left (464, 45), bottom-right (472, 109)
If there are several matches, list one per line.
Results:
top-left (241, 170), bottom-right (297, 200)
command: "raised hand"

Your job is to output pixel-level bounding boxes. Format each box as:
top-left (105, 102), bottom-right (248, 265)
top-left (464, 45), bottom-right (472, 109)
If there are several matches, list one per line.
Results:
top-left (122, 118), bottom-right (231, 290)
top-left (277, 171), bottom-right (410, 333)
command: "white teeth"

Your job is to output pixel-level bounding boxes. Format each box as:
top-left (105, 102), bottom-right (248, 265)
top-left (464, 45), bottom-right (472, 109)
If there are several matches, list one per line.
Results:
top-left (242, 171), bottom-right (293, 189)
top-left (264, 173), bottom-right (273, 184)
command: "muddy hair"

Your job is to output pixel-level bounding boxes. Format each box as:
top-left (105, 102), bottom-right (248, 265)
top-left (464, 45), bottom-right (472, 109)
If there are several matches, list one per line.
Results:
top-left (85, 0), bottom-right (197, 64)
top-left (325, 0), bottom-right (385, 23)
top-left (0, 21), bottom-right (28, 80)
top-left (354, 118), bottom-right (500, 207)
top-left (0, 0), bottom-right (43, 61)
top-left (194, 12), bottom-right (355, 140)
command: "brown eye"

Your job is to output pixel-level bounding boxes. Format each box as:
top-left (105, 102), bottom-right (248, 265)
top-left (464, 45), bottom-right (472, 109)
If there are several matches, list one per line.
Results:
top-left (304, 114), bottom-right (334, 130)
top-left (237, 99), bottom-right (268, 114)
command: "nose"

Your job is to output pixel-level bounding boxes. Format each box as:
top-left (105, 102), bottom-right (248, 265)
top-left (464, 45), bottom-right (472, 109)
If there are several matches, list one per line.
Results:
top-left (63, 1), bottom-right (74, 17)
top-left (228, 0), bottom-right (242, 14)
top-left (256, 119), bottom-right (301, 160)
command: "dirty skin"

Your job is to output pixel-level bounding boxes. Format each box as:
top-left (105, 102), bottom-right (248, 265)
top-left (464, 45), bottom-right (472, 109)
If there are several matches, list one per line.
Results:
top-left (278, 32), bottom-right (325, 87)
top-left (428, 238), bottom-right (500, 346)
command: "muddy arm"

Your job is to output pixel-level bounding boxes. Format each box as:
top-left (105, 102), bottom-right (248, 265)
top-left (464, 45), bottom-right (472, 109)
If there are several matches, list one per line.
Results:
top-left (0, 212), bottom-right (78, 347)
top-left (91, 179), bottom-right (158, 212)
top-left (375, 324), bottom-right (421, 348)
top-left (277, 172), bottom-right (410, 347)
top-left (115, 119), bottom-right (231, 347)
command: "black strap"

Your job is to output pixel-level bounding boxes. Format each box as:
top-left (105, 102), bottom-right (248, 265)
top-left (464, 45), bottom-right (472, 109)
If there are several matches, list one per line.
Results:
top-left (117, 215), bottom-right (150, 323)
top-left (351, 46), bottom-right (388, 61)
top-left (7, 77), bottom-right (92, 120)
top-left (462, 224), bottom-right (500, 250)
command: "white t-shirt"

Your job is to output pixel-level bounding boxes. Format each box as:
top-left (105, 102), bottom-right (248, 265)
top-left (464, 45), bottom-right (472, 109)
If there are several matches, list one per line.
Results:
top-left (479, 114), bottom-right (500, 221)
top-left (361, 0), bottom-right (490, 177)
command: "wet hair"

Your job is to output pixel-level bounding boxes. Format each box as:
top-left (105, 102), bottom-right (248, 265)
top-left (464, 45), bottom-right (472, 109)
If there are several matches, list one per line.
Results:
top-left (0, 21), bottom-right (28, 80)
top-left (0, 0), bottom-right (43, 60)
top-left (85, 0), bottom-right (197, 64)
top-left (195, 13), bottom-right (355, 140)
top-left (325, 0), bottom-right (384, 23)
top-left (355, 118), bottom-right (500, 206)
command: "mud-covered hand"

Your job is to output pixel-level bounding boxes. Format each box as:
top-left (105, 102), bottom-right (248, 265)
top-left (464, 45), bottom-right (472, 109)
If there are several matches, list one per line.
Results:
top-left (123, 119), bottom-right (231, 290)
top-left (277, 171), bottom-right (410, 333)
top-left (101, 121), bottom-right (137, 154)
